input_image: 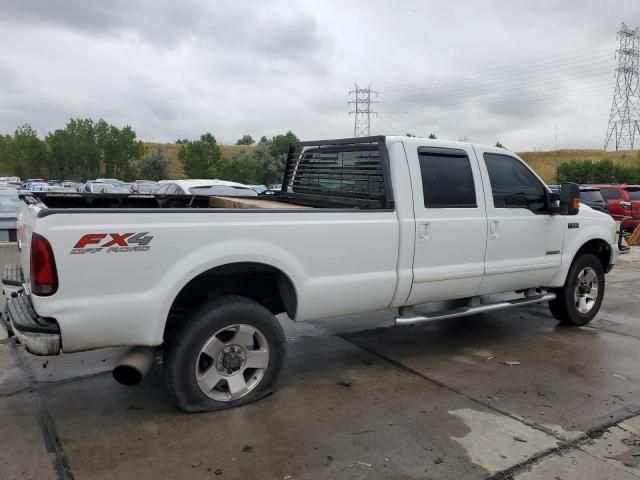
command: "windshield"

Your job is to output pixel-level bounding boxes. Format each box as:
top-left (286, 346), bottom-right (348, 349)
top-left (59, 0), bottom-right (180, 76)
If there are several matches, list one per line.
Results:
top-left (580, 190), bottom-right (603, 202)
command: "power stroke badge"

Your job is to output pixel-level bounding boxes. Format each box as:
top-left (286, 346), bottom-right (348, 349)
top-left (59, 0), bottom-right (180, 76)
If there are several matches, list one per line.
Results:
top-left (71, 233), bottom-right (153, 254)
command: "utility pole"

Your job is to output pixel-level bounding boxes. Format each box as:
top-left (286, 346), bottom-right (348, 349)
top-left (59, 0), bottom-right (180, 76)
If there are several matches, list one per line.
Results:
top-left (555, 124), bottom-right (559, 183)
top-left (349, 84), bottom-right (377, 137)
top-left (604, 23), bottom-right (640, 151)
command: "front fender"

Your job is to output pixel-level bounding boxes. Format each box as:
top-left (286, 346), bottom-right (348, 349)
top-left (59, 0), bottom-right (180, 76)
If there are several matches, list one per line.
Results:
top-left (547, 209), bottom-right (616, 288)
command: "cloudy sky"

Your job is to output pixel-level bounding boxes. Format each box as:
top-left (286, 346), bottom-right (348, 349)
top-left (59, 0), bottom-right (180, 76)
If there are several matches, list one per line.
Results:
top-left (1, 0), bottom-right (639, 151)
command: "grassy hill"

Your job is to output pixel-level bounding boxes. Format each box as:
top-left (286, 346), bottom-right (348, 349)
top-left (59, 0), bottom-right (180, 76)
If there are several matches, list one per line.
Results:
top-left (518, 149), bottom-right (640, 183)
top-left (144, 142), bottom-right (640, 183)
top-left (143, 143), bottom-right (254, 179)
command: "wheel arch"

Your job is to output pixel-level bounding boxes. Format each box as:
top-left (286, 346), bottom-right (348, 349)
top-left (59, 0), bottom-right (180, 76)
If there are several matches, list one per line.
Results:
top-left (573, 238), bottom-right (612, 272)
top-left (163, 262), bottom-right (298, 341)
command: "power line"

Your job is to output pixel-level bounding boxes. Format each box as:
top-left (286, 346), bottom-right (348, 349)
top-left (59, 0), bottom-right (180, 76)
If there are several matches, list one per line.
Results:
top-left (604, 23), bottom-right (640, 150)
top-left (381, 43), bottom-right (616, 93)
top-left (381, 64), bottom-right (614, 105)
top-left (379, 82), bottom-right (613, 116)
top-left (348, 84), bottom-right (377, 137)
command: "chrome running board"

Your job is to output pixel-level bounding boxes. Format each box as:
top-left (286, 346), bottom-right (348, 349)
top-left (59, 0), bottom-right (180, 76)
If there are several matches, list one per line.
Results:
top-left (395, 293), bottom-right (557, 326)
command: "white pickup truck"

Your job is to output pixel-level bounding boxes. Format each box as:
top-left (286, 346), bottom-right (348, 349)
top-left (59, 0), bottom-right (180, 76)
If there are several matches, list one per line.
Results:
top-left (3, 136), bottom-right (623, 412)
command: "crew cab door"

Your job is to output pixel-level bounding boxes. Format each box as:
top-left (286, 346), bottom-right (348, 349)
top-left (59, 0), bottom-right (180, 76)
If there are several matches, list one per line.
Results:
top-left (474, 147), bottom-right (566, 294)
top-left (405, 143), bottom-right (487, 305)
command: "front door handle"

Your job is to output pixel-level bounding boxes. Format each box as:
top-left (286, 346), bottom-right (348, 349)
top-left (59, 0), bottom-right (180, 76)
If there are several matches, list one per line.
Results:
top-left (489, 220), bottom-right (499, 240)
top-left (418, 223), bottom-right (430, 242)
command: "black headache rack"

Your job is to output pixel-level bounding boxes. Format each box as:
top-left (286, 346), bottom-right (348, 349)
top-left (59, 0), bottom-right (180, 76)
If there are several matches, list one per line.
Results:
top-left (280, 136), bottom-right (394, 209)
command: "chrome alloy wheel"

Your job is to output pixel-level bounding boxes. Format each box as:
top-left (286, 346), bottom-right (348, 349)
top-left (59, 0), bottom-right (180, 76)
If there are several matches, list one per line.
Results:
top-left (195, 324), bottom-right (270, 401)
top-left (574, 267), bottom-right (599, 314)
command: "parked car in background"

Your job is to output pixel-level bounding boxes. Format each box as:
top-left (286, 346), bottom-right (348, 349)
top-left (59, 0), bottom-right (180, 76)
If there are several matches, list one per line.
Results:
top-left (95, 178), bottom-right (123, 186)
top-left (83, 182), bottom-right (112, 193)
top-left (21, 179), bottom-right (44, 191)
top-left (27, 182), bottom-right (51, 192)
top-left (61, 181), bottom-right (82, 191)
top-left (0, 189), bottom-right (20, 242)
top-left (248, 184), bottom-right (268, 194)
top-left (591, 184), bottom-right (640, 231)
top-left (579, 186), bottom-right (608, 214)
top-left (131, 180), bottom-right (158, 193)
top-left (153, 179), bottom-right (258, 197)
top-left (102, 186), bottom-right (132, 194)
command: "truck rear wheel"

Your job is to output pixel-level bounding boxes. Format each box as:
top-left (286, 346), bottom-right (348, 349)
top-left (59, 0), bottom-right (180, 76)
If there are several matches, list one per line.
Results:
top-left (548, 253), bottom-right (605, 326)
top-left (164, 296), bottom-right (285, 412)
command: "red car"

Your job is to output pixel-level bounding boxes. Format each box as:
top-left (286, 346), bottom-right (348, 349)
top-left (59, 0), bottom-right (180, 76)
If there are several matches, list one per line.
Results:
top-left (592, 184), bottom-right (640, 231)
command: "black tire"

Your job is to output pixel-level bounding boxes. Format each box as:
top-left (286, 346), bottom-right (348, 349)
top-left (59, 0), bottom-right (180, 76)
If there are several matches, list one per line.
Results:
top-left (164, 295), bottom-right (285, 413)
top-left (548, 253), bottom-right (605, 326)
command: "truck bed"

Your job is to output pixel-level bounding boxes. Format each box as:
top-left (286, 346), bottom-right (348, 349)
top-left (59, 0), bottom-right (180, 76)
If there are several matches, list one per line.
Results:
top-left (25, 191), bottom-right (311, 210)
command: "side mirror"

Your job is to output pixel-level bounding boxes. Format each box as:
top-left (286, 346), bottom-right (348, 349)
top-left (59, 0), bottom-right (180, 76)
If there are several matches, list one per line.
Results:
top-left (559, 182), bottom-right (580, 215)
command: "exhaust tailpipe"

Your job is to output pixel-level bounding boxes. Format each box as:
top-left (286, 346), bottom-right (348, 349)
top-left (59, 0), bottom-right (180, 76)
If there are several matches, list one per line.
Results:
top-left (113, 346), bottom-right (156, 386)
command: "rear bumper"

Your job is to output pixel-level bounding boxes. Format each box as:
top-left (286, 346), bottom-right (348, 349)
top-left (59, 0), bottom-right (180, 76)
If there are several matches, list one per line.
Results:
top-left (2, 266), bottom-right (61, 356)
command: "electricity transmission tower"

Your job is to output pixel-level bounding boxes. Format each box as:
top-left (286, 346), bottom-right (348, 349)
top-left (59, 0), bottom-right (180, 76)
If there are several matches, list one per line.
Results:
top-left (604, 23), bottom-right (640, 151)
top-left (349, 84), bottom-right (377, 137)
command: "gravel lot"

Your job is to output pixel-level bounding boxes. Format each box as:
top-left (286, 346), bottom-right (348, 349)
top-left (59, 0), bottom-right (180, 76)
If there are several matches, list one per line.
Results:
top-left (1, 246), bottom-right (640, 480)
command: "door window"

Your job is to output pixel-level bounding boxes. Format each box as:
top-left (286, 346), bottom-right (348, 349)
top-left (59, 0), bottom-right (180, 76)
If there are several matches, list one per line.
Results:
top-left (600, 187), bottom-right (622, 200)
top-left (484, 153), bottom-right (547, 213)
top-left (418, 149), bottom-right (477, 208)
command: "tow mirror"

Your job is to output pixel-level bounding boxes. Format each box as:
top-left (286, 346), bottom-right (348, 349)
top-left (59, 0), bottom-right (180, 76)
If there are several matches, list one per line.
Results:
top-left (559, 182), bottom-right (580, 215)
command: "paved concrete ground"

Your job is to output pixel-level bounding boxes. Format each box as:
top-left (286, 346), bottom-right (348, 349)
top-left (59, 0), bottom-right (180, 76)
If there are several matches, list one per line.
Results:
top-left (1, 247), bottom-right (640, 480)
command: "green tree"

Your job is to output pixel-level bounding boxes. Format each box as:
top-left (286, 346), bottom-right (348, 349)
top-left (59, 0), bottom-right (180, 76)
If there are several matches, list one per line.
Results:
top-left (0, 134), bottom-right (17, 176)
top-left (96, 120), bottom-right (143, 180)
top-left (495, 141), bottom-right (505, 149)
top-left (428, 133), bottom-right (437, 139)
top-left (47, 118), bottom-right (101, 180)
top-left (178, 133), bottom-right (221, 178)
top-left (139, 146), bottom-right (170, 181)
top-left (235, 134), bottom-right (255, 145)
top-left (14, 124), bottom-right (48, 178)
top-left (46, 118), bottom-right (143, 180)
top-left (255, 142), bottom-right (283, 185)
top-left (269, 131), bottom-right (298, 158)
top-left (217, 151), bottom-right (264, 184)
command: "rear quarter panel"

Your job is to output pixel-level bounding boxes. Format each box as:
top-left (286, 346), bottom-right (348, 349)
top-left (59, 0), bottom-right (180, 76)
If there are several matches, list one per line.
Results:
top-left (31, 209), bottom-right (399, 351)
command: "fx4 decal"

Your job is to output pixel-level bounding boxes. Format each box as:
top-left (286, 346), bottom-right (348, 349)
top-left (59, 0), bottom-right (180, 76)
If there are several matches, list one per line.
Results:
top-left (71, 233), bottom-right (153, 254)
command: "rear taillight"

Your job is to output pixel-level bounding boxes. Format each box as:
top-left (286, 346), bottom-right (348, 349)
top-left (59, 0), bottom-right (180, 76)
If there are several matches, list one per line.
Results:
top-left (30, 233), bottom-right (58, 296)
top-left (620, 201), bottom-right (632, 210)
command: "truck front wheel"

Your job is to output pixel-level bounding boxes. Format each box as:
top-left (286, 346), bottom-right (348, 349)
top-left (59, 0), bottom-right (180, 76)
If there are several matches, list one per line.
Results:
top-left (164, 296), bottom-right (285, 412)
top-left (548, 253), bottom-right (605, 326)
